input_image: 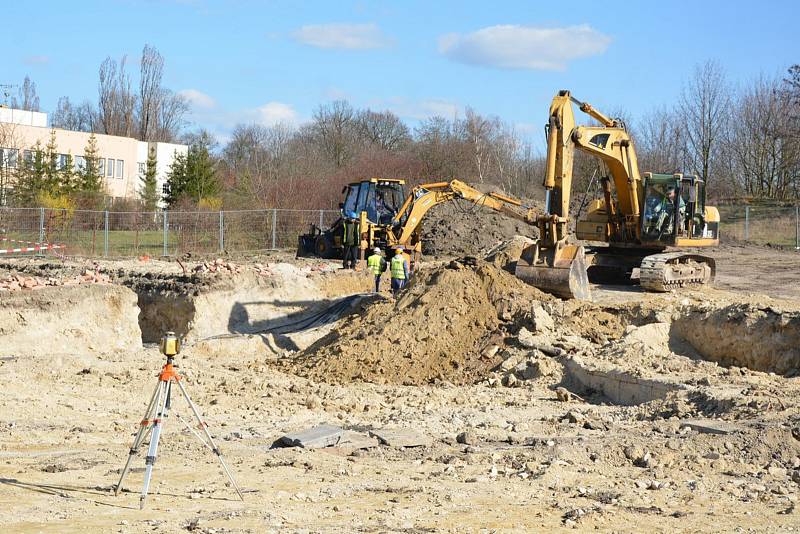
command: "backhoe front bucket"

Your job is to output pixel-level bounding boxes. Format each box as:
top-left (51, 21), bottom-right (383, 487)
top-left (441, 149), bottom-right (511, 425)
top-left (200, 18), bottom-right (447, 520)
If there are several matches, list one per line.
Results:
top-left (515, 243), bottom-right (591, 300)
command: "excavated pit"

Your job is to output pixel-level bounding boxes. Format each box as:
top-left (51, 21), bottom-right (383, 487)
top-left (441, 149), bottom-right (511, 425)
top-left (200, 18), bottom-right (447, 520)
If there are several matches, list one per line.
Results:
top-left (129, 265), bottom-right (374, 345)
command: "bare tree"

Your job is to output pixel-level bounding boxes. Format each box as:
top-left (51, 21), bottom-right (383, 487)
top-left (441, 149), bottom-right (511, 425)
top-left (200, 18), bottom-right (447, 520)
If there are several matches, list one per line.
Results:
top-left (310, 100), bottom-right (357, 168)
top-left (636, 106), bottom-right (686, 174)
top-left (10, 76), bottom-right (40, 111)
top-left (137, 44), bottom-right (165, 141)
top-left (51, 97), bottom-right (96, 132)
top-left (355, 110), bottom-right (411, 151)
top-left (722, 75), bottom-right (799, 199)
top-left (98, 56), bottom-right (136, 137)
top-left (679, 60), bottom-right (730, 186)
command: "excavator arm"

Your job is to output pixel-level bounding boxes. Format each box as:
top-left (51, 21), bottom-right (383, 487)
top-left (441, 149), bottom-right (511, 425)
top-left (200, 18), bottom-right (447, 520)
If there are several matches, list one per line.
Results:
top-left (517, 90), bottom-right (647, 300)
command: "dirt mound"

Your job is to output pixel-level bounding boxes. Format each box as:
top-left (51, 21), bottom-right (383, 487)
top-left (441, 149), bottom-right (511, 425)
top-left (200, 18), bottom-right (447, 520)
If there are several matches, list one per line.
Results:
top-left (421, 201), bottom-right (538, 258)
top-left (285, 259), bottom-right (554, 385)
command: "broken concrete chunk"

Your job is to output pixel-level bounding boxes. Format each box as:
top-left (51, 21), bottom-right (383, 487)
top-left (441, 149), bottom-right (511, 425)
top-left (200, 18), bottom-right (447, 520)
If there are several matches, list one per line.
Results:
top-left (338, 430), bottom-right (380, 450)
top-left (369, 428), bottom-right (433, 448)
top-left (276, 424), bottom-right (344, 449)
top-left (530, 303), bottom-right (555, 333)
top-left (517, 328), bottom-right (565, 357)
top-left (680, 419), bottom-right (743, 436)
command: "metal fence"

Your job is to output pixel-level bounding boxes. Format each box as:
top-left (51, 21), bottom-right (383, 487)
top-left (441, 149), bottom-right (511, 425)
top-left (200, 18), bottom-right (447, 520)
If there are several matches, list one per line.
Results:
top-left (0, 207), bottom-right (339, 257)
top-left (1, 205), bottom-right (797, 258)
top-left (718, 205), bottom-right (800, 249)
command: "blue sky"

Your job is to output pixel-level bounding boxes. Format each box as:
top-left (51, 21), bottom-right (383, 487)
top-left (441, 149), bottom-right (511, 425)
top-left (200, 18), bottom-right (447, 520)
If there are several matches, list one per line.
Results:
top-left (2, 0), bottom-right (798, 148)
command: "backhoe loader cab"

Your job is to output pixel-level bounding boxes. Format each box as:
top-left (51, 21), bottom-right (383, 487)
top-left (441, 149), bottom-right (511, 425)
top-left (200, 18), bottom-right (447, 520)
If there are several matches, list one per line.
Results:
top-left (297, 178), bottom-right (406, 259)
top-left (341, 179), bottom-right (406, 225)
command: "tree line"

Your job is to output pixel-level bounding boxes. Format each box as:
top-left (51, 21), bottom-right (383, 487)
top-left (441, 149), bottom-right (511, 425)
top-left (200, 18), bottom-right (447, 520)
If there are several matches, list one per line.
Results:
top-left (5, 56), bottom-right (800, 212)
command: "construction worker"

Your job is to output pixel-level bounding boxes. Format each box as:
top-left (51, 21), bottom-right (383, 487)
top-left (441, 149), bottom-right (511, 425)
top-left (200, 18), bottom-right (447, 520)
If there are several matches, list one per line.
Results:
top-left (366, 247), bottom-right (386, 292)
top-left (342, 219), bottom-right (359, 269)
top-left (390, 247), bottom-right (409, 297)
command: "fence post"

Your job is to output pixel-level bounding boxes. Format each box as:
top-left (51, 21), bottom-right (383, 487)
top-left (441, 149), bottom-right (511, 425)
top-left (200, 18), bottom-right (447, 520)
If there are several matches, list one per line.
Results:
top-left (103, 211), bottom-right (109, 257)
top-left (319, 209), bottom-right (323, 229)
top-left (219, 210), bottom-right (224, 253)
top-left (271, 209), bottom-right (277, 250)
top-left (796, 206), bottom-right (799, 250)
top-left (744, 206), bottom-right (750, 241)
top-left (162, 210), bottom-right (168, 257)
top-left (38, 207), bottom-right (45, 244)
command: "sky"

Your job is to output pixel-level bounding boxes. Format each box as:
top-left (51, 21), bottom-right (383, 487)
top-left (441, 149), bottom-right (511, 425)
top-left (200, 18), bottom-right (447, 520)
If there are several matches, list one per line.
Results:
top-left (2, 0), bottom-right (798, 149)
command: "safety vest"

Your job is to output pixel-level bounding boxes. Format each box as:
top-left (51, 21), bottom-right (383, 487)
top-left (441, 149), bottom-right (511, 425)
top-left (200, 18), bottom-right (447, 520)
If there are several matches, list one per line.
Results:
top-left (390, 255), bottom-right (406, 280)
top-left (367, 254), bottom-right (384, 276)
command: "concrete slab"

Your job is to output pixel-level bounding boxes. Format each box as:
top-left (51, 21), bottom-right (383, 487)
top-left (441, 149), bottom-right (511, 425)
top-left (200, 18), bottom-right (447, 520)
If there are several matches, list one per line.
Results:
top-left (680, 419), bottom-right (744, 435)
top-left (338, 430), bottom-right (380, 450)
top-left (369, 428), bottom-right (433, 448)
top-left (276, 424), bottom-right (344, 448)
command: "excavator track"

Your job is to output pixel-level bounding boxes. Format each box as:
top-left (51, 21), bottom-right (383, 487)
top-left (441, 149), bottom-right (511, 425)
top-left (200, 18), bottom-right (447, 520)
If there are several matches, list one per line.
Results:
top-left (639, 252), bottom-right (715, 292)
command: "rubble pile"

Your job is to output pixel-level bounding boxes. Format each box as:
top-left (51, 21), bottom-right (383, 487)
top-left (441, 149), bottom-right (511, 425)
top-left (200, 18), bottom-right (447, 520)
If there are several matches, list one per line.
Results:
top-left (0, 269), bottom-right (111, 291)
top-left (193, 258), bottom-right (243, 274)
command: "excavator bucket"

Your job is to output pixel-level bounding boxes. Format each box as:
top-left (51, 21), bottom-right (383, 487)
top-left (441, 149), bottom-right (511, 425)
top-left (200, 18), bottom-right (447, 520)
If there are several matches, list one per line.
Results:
top-left (515, 243), bottom-right (592, 300)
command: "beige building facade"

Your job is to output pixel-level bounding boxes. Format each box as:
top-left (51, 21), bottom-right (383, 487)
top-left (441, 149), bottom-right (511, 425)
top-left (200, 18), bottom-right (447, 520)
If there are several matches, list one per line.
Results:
top-left (0, 106), bottom-right (187, 206)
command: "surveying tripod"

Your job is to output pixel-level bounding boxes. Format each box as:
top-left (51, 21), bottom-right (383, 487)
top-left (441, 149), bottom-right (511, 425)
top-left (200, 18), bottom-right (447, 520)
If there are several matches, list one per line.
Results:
top-left (114, 333), bottom-right (244, 509)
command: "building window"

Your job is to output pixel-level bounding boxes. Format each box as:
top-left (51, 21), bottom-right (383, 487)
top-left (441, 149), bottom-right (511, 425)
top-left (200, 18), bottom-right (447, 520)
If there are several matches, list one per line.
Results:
top-left (98, 158), bottom-right (105, 176)
top-left (162, 183), bottom-right (170, 196)
top-left (74, 155), bottom-right (86, 172)
top-left (137, 162), bottom-right (146, 176)
top-left (106, 158), bottom-right (114, 178)
top-left (58, 154), bottom-right (69, 170)
top-left (7, 149), bottom-right (18, 168)
top-left (23, 150), bottom-right (32, 164)
top-left (117, 159), bottom-right (124, 179)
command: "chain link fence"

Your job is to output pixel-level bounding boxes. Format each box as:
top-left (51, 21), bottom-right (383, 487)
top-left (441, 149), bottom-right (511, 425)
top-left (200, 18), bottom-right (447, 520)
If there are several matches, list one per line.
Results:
top-left (0, 207), bottom-right (339, 257)
top-left (718, 205), bottom-right (800, 249)
top-left (2, 205), bottom-right (797, 258)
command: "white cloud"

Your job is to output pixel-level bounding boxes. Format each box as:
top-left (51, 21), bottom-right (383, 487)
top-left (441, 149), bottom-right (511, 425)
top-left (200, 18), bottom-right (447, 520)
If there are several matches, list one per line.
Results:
top-left (255, 102), bottom-right (298, 126)
top-left (292, 23), bottom-right (389, 50)
top-left (178, 89), bottom-right (216, 109)
top-left (23, 55), bottom-right (49, 65)
top-left (438, 24), bottom-right (611, 71)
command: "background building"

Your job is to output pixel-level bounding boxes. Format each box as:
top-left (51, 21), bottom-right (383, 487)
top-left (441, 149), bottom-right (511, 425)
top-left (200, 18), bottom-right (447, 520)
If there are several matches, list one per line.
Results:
top-left (0, 105), bottom-right (187, 207)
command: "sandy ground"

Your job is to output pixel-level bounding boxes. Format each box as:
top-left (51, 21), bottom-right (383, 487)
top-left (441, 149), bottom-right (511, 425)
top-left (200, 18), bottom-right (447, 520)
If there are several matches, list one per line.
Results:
top-left (0, 244), bottom-right (799, 533)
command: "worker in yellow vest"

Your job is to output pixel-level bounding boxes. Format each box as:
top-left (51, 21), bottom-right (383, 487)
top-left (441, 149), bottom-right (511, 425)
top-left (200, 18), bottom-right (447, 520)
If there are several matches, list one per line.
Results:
top-left (366, 247), bottom-right (386, 293)
top-left (390, 247), bottom-right (409, 297)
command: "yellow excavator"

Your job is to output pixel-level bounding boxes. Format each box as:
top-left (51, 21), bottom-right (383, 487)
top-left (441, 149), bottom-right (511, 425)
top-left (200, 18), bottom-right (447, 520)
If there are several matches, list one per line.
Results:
top-left (515, 90), bottom-right (719, 299)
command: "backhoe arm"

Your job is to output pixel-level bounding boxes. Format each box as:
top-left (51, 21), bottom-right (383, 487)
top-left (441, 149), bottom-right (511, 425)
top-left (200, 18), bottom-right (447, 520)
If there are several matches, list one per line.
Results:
top-left (391, 179), bottom-right (540, 247)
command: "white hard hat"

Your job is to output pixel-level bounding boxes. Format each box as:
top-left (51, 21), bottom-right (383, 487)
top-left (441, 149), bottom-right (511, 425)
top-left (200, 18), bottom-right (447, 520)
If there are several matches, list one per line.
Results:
top-left (373, 247), bottom-right (381, 255)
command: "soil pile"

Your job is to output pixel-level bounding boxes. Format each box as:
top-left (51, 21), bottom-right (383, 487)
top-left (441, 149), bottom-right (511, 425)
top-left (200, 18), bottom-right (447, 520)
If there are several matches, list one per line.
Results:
top-left (421, 201), bottom-right (539, 258)
top-left (286, 259), bottom-right (554, 385)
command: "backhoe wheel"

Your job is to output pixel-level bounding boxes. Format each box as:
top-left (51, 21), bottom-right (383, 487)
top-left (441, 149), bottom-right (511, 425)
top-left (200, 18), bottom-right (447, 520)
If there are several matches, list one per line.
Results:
top-left (315, 236), bottom-right (329, 257)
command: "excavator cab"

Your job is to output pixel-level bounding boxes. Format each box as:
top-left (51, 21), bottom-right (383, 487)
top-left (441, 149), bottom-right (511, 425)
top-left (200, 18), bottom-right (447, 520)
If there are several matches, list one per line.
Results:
top-left (641, 173), bottom-right (718, 245)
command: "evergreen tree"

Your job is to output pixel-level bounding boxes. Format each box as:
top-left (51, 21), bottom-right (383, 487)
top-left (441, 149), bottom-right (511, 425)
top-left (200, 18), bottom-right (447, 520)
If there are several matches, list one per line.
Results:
top-left (14, 142), bottom-right (47, 205)
top-left (43, 129), bottom-right (60, 192)
top-left (60, 152), bottom-right (75, 193)
top-left (140, 145), bottom-right (160, 211)
top-left (80, 133), bottom-right (103, 193)
top-left (164, 144), bottom-right (220, 206)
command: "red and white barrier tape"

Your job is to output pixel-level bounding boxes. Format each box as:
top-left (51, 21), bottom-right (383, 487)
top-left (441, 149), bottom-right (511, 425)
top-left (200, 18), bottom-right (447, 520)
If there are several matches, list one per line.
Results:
top-left (0, 243), bottom-right (65, 254)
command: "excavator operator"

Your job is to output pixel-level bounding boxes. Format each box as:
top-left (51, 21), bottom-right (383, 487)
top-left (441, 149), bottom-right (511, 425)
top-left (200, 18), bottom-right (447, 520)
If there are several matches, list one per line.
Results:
top-left (647, 185), bottom-right (686, 237)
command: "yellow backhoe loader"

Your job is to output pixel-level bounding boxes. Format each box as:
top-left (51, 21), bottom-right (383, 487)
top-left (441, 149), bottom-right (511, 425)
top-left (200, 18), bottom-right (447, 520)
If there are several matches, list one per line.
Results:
top-left (515, 90), bottom-right (719, 300)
